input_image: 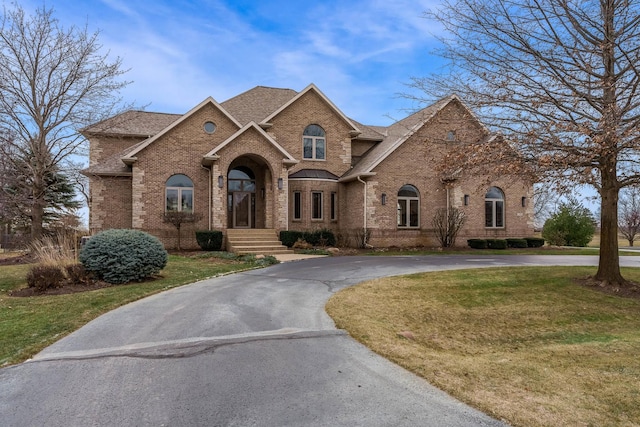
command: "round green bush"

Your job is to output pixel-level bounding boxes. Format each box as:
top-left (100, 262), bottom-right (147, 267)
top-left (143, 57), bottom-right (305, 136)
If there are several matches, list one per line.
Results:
top-left (542, 202), bottom-right (595, 247)
top-left (195, 230), bottom-right (223, 251)
top-left (467, 239), bottom-right (488, 249)
top-left (506, 238), bottom-right (528, 248)
top-left (79, 229), bottom-right (168, 284)
top-left (487, 239), bottom-right (508, 249)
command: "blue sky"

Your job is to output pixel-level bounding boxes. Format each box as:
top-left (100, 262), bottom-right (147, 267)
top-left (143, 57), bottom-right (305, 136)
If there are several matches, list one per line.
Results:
top-left (30, 0), bottom-right (444, 125)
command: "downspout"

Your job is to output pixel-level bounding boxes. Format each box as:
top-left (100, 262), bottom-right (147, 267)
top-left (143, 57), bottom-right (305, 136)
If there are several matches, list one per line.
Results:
top-left (357, 175), bottom-right (372, 248)
top-left (446, 185), bottom-right (450, 244)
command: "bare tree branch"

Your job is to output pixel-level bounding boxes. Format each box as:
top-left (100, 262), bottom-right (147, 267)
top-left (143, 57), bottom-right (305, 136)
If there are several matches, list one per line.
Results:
top-left (0, 4), bottom-right (131, 239)
top-left (409, 0), bottom-right (640, 285)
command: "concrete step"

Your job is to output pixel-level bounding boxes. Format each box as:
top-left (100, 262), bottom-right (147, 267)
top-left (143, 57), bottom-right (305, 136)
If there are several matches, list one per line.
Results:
top-left (226, 229), bottom-right (293, 255)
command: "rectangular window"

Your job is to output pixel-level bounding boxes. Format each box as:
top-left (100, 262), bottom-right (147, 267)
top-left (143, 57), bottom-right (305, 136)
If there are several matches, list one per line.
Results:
top-left (316, 138), bottom-right (325, 160)
top-left (397, 200), bottom-right (407, 227)
top-left (409, 199), bottom-right (419, 227)
top-left (303, 138), bottom-right (313, 159)
top-left (496, 201), bottom-right (504, 227)
top-left (293, 191), bottom-right (302, 220)
top-left (312, 192), bottom-right (323, 220)
top-left (181, 189), bottom-right (193, 212)
top-left (485, 201), bottom-right (493, 227)
top-left (166, 189), bottom-right (179, 212)
top-left (330, 192), bottom-right (337, 221)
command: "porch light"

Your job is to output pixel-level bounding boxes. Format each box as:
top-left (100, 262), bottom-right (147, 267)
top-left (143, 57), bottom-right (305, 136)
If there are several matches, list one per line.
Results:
top-left (218, 175), bottom-right (224, 188)
top-left (381, 193), bottom-right (387, 205)
top-left (521, 196), bottom-right (527, 207)
top-left (277, 177), bottom-right (283, 190)
top-left (464, 194), bottom-right (469, 206)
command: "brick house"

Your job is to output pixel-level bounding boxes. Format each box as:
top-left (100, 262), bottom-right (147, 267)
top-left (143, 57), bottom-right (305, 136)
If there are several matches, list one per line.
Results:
top-left (82, 84), bottom-right (534, 250)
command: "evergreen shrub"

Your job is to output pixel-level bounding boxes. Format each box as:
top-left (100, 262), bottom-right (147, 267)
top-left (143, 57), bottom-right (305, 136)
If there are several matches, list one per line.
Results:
top-left (195, 230), bottom-right (224, 251)
top-left (79, 229), bottom-right (168, 284)
top-left (525, 237), bottom-right (545, 248)
top-left (467, 239), bottom-right (488, 249)
top-left (506, 238), bottom-right (528, 248)
top-left (280, 229), bottom-right (336, 247)
top-left (487, 239), bottom-right (508, 249)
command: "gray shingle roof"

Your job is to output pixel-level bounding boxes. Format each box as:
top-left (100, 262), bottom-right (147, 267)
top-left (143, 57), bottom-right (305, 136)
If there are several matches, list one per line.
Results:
top-left (289, 169), bottom-right (339, 180)
top-left (82, 110), bottom-right (182, 137)
top-left (221, 86), bottom-right (298, 125)
top-left (340, 96), bottom-right (458, 182)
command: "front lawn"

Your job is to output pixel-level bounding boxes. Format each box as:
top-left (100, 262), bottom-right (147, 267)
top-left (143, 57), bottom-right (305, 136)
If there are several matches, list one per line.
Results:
top-left (0, 254), bottom-right (259, 366)
top-left (327, 267), bottom-right (640, 427)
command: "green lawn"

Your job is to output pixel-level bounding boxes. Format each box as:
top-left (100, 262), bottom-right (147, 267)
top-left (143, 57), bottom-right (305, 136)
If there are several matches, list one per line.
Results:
top-left (0, 254), bottom-right (258, 366)
top-left (327, 266), bottom-right (640, 427)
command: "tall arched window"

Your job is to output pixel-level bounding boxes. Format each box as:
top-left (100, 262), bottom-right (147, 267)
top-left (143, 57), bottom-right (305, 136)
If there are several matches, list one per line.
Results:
top-left (303, 124), bottom-right (326, 160)
top-left (166, 174), bottom-right (193, 212)
top-left (485, 186), bottom-right (505, 228)
top-left (397, 184), bottom-right (419, 228)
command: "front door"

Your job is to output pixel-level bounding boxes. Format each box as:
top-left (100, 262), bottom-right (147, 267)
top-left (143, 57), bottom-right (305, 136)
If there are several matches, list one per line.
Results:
top-left (233, 191), bottom-right (252, 228)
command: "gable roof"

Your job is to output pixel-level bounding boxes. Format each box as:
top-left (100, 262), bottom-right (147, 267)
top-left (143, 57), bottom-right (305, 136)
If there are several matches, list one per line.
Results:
top-left (260, 84), bottom-right (361, 135)
top-left (340, 95), bottom-right (486, 182)
top-left (202, 121), bottom-right (297, 166)
top-left (121, 97), bottom-right (242, 164)
top-left (221, 86), bottom-right (298, 125)
top-left (81, 110), bottom-right (182, 137)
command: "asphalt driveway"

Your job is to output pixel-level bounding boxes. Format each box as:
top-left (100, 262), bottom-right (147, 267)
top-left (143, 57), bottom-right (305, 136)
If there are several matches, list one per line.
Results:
top-left (2, 255), bottom-right (636, 426)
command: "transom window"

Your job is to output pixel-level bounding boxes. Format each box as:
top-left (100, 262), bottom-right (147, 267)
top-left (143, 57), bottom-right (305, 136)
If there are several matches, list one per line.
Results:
top-left (397, 184), bottom-right (419, 228)
top-left (485, 186), bottom-right (505, 228)
top-left (303, 124), bottom-right (326, 160)
top-left (166, 174), bottom-right (193, 212)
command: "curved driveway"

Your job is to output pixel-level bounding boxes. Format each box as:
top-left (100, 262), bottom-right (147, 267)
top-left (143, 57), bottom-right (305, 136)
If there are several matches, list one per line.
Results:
top-left (2, 255), bottom-right (637, 426)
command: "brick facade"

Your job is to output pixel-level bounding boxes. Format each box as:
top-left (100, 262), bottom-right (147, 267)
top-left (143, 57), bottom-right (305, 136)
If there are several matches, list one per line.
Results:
top-left (83, 84), bottom-right (534, 249)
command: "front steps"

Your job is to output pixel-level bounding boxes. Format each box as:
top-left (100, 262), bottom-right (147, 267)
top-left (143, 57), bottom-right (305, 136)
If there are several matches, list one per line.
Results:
top-left (226, 229), bottom-right (293, 255)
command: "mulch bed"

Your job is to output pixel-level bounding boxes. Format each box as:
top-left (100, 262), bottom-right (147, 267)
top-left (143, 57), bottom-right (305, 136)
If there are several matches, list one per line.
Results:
top-left (10, 280), bottom-right (114, 297)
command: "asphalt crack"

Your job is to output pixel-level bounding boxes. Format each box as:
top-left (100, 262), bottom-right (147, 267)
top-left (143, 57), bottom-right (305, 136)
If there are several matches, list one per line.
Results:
top-left (29, 328), bottom-right (347, 363)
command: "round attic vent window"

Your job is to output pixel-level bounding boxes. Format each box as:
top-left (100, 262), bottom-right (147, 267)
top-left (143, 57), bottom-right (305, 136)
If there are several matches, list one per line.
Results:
top-left (204, 121), bottom-right (217, 134)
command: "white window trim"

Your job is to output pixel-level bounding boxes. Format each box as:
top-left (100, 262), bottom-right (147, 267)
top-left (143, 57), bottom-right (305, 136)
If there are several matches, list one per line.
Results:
top-left (166, 186), bottom-right (194, 212)
top-left (485, 188), bottom-right (505, 228)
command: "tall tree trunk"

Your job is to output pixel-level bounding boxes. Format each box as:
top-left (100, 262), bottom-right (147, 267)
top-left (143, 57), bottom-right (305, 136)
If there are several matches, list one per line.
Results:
top-left (595, 170), bottom-right (625, 285)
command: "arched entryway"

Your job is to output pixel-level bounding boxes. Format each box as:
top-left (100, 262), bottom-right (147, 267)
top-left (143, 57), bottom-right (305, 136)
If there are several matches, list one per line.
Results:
top-left (228, 166), bottom-right (255, 228)
top-left (226, 156), bottom-right (273, 229)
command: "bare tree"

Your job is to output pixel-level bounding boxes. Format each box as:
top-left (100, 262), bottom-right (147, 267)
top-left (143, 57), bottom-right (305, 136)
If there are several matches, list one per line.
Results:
top-left (412, 0), bottom-right (640, 286)
top-left (163, 211), bottom-right (202, 251)
top-left (0, 4), bottom-right (130, 240)
top-left (432, 207), bottom-right (466, 247)
top-left (618, 187), bottom-right (640, 246)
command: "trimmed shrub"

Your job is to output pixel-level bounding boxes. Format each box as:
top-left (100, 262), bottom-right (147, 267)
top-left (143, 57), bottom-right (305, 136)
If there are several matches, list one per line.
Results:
top-left (26, 265), bottom-right (65, 291)
top-left (79, 229), bottom-right (168, 284)
top-left (525, 237), bottom-right (545, 248)
top-left (487, 239), bottom-right (508, 249)
top-left (280, 231), bottom-right (303, 247)
top-left (280, 229), bottom-right (336, 248)
top-left (195, 230), bottom-right (223, 251)
top-left (467, 239), bottom-right (488, 249)
top-left (506, 238), bottom-right (528, 248)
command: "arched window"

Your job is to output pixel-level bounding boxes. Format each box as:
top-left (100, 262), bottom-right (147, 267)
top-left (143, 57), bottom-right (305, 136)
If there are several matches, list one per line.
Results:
top-left (166, 174), bottom-right (193, 212)
top-left (303, 124), bottom-right (326, 160)
top-left (485, 186), bottom-right (505, 228)
top-left (397, 184), bottom-right (419, 228)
